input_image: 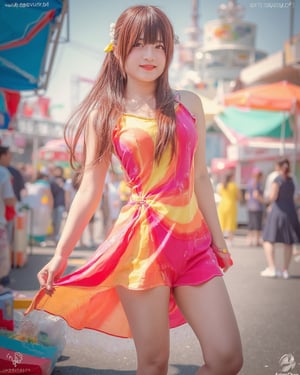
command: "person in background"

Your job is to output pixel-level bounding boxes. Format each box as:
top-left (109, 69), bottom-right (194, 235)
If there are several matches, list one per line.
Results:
top-left (50, 165), bottom-right (67, 243)
top-left (217, 171), bottom-right (240, 247)
top-left (0, 146), bottom-right (16, 286)
top-left (264, 159), bottom-right (300, 203)
top-left (261, 157), bottom-right (300, 279)
top-left (263, 161), bottom-right (280, 202)
top-left (0, 145), bottom-right (18, 250)
top-left (23, 168), bottom-right (54, 245)
top-left (7, 165), bottom-right (26, 203)
top-left (28, 6), bottom-right (242, 374)
top-left (17, 163), bottom-right (33, 184)
top-left (245, 168), bottom-right (264, 247)
top-left (7, 162), bottom-right (26, 251)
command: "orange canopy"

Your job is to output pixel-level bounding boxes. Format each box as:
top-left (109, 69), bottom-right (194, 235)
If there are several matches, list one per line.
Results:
top-left (224, 81), bottom-right (300, 112)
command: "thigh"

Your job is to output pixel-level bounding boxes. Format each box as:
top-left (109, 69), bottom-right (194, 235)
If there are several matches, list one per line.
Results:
top-left (174, 277), bottom-right (242, 363)
top-left (117, 286), bottom-right (170, 357)
top-left (253, 211), bottom-right (263, 230)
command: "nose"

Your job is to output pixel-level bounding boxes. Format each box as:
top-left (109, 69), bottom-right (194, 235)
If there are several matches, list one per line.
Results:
top-left (143, 45), bottom-right (154, 60)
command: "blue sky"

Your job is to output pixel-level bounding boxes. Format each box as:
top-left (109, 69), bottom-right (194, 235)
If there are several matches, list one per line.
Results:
top-left (47, 0), bottom-right (300, 119)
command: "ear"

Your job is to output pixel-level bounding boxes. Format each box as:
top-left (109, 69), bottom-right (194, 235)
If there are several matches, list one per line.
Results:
top-left (113, 47), bottom-right (119, 59)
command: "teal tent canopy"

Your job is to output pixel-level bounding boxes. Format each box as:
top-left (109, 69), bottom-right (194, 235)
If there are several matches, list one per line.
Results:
top-left (217, 107), bottom-right (293, 139)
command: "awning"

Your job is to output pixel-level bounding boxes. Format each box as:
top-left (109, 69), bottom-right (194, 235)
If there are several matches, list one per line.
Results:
top-left (216, 107), bottom-right (293, 142)
top-left (224, 81), bottom-right (300, 112)
top-left (0, 0), bottom-right (67, 91)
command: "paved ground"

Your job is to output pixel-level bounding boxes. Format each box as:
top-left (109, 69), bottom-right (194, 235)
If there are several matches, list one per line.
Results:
top-left (7, 231), bottom-right (300, 375)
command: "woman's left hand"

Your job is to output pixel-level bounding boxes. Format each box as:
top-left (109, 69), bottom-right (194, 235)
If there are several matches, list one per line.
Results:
top-left (212, 245), bottom-right (233, 272)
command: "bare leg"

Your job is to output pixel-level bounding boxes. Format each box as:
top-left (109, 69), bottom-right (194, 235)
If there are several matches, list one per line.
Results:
top-left (283, 244), bottom-right (293, 271)
top-left (117, 286), bottom-right (170, 375)
top-left (254, 230), bottom-right (262, 246)
top-left (174, 277), bottom-right (243, 375)
top-left (246, 230), bottom-right (254, 246)
top-left (263, 241), bottom-right (276, 270)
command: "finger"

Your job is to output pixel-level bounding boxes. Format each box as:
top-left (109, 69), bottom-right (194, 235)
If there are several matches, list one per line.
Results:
top-left (224, 257), bottom-right (233, 272)
top-left (46, 271), bottom-right (55, 291)
top-left (223, 264), bottom-right (230, 272)
top-left (37, 270), bottom-right (47, 287)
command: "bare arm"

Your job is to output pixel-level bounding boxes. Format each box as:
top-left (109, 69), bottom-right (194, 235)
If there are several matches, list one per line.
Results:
top-left (268, 181), bottom-right (279, 202)
top-left (38, 111), bottom-right (110, 290)
top-left (55, 112), bottom-right (110, 258)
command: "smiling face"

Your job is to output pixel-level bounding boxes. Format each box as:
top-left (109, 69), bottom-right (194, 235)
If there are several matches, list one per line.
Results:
top-left (113, 6), bottom-right (174, 82)
top-left (125, 37), bottom-right (166, 83)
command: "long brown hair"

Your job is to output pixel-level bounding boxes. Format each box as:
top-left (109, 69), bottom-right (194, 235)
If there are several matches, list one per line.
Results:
top-left (64, 5), bottom-right (177, 172)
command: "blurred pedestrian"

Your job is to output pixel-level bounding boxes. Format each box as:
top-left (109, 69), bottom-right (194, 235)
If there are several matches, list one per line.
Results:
top-left (7, 162), bottom-right (26, 250)
top-left (261, 157), bottom-right (300, 279)
top-left (27, 6), bottom-right (242, 375)
top-left (50, 166), bottom-right (67, 243)
top-left (0, 145), bottom-right (18, 250)
top-left (217, 171), bottom-right (240, 246)
top-left (7, 165), bottom-right (26, 203)
top-left (263, 161), bottom-right (280, 202)
top-left (0, 146), bottom-right (16, 286)
top-left (245, 168), bottom-right (264, 246)
top-left (264, 159), bottom-right (300, 203)
top-left (23, 168), bottom-right (53, 244)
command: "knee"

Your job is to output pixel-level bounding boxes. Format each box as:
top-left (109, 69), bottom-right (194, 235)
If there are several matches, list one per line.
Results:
top-left (205, 347), bottom-right (243, 375)
top-left (225, 351), bottom-right (243, 375)
top-left (137, 348), bottom-right (169, 375)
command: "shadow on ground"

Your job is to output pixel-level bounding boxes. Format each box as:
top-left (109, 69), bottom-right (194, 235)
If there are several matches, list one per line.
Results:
top-left (53, 364), bottom-right (199, 374)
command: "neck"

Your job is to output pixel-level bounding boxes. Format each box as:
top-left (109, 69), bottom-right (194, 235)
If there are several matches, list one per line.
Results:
top-left (124, 81), bottom-right (157, 116)
top-left (125, 79), bottom-right (156, 100)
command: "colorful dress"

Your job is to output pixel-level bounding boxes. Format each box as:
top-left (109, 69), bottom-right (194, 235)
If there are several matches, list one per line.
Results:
top-left (263, 175), bottom-right (300, 244)
top-left (27, 102), bottom-right (222, 338)
top-left (217, 182), bottom-right (239, 232)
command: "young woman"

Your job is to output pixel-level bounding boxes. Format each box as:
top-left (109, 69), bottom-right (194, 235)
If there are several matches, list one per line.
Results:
top-left (245, 168), bottom-right (264, 247)
top-left (217, 172), bottom-right (240, 246)
top-left (261, 157), bottom-right (300, 279)
top-left (27, 5), bottom-right (243, 374)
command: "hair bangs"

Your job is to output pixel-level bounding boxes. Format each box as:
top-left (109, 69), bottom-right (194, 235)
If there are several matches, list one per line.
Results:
top-left (140, 14), bottom-right (166, 46)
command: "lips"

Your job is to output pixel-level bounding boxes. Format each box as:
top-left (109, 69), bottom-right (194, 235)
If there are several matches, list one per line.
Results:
top-left (140, 65), bottom-right (156, 71)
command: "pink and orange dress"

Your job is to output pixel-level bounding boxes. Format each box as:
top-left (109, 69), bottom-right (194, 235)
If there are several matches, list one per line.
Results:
top-left (27, 102), bottom-right (222, 338)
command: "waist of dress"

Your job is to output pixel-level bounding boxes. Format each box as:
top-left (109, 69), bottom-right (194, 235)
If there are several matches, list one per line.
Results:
top-left (128, 193), bottom-right (154, 206)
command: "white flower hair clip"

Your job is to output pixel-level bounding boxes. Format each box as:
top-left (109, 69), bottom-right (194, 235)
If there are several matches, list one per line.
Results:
top-left (104, 22), bottom-right (115, 53)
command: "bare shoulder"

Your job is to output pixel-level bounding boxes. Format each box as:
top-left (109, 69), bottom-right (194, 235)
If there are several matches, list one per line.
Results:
top-left (83, 108), bottom-right (100, 147)
top-left (176, 89), bottom-right (204, 124)
top-left (87, 108), bottom-right (99, 123)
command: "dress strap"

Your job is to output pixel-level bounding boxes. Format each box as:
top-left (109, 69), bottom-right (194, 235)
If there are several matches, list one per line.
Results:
top-left (173, 90), bottom-right (181, 102)
top-left (173, 90), bottom-right (197, 123)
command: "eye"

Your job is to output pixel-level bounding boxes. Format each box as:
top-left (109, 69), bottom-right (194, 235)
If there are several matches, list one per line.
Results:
top-left (155, 42), bottom-right (165, 50)
top-left (133, 40), bottom-right (144, 48)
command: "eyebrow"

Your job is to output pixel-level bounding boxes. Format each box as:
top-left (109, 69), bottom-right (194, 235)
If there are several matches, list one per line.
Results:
top-left (137, 37), bottom-right (164, 43)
